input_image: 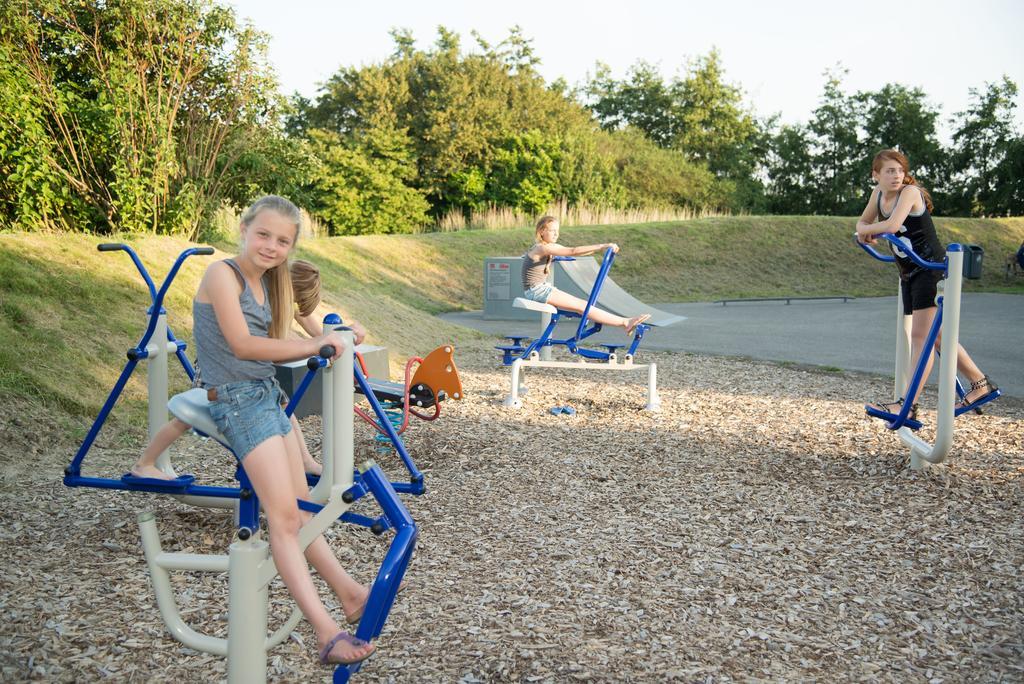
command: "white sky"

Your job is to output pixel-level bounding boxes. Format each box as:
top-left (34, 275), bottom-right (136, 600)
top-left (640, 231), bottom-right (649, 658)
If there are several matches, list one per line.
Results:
top-left (229, 0), bottom-right (1024, 140)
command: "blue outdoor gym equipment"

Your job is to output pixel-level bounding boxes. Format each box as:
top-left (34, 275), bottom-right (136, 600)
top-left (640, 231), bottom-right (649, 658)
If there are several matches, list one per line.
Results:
top-left (64, 243), bottom-right (416, 682)
top-left (857, 234), bottom-right (1001, 468)
top-left (498, 247), bottom-right (675, 411)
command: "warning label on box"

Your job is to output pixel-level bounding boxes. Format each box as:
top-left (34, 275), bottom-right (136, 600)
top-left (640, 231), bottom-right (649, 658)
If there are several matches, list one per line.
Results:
top-left (486, 262), bottom-right (511, 300)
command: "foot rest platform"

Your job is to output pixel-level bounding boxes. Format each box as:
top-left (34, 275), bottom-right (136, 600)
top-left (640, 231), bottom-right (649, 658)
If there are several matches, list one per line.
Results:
top-left (120, 473), bottom-right (196, 493)
top-left (495, 344), bottom-right (527, 365)
top-left (865, 405), bottom-right (923, 431)
top-left (359, 377), bottom-right (438, 408)
top-left (954, 389), bottom-right (1001, 417)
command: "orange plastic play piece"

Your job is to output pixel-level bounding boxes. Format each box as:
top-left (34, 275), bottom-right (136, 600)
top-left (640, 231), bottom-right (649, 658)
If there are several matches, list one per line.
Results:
top-left (409, 345), bottom-right (463, 402)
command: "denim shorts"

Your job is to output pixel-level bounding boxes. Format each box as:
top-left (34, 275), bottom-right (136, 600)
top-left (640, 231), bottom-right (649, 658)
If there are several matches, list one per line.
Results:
top-left (208, 378), bottom-right (291, 460)
top-left (523, 282), bottom-right (554, 303)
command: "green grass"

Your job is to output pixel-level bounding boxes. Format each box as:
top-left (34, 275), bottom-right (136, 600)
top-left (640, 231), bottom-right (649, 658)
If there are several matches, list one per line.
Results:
top-left (2, 215), bottom-right (1022, 425)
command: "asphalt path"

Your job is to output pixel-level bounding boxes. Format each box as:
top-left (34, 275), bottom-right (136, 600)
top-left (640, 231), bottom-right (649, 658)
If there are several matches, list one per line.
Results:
top-left (440, 293), bottom-right (1023, 397)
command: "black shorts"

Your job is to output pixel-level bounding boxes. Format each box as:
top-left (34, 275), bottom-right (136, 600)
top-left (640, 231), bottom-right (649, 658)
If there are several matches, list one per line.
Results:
top-left (901, 271), bottom-right (942, 315)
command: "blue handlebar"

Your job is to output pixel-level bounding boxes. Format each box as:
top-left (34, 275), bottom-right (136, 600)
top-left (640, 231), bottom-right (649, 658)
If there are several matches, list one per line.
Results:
top-left (576, 247), bottom-right (616, 338)
top-left (98, 244), bottom-right (214, 356)
top-left (98, 244), bottom-right (158, 301)
top-left (854, 233), bottom-right (945, 272)
top-left (135, 247), bottom-right (215, 353)
top-left (855, 234), bottom-right (895, 263)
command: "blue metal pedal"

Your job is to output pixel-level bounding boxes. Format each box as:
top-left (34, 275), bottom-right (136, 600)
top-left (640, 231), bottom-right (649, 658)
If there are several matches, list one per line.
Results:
top-left (495, 345), bottom-right (527, 365)
top-left (119, 473), bottom-right (196, 493)
top-left (865, 405), bottom-right (923, 431)
top-left (503, 335), bottom-right (532, 346)
top-left (954, 389), bottom-right (1001, 417)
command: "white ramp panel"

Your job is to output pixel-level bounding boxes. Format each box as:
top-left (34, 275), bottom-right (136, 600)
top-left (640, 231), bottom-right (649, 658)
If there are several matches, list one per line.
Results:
top-left (554, 257), bottom-right (685, 327)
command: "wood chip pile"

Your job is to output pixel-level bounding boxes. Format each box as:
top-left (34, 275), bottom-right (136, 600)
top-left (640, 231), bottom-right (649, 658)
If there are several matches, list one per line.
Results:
top-left (1, 343), bottom-right (1021, 682)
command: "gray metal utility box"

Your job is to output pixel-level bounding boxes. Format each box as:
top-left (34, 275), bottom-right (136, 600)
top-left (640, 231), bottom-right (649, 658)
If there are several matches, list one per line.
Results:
top-left (274, 344), bottom-right (389, 418)
top-left (484, 257), bottom-right (530, 320)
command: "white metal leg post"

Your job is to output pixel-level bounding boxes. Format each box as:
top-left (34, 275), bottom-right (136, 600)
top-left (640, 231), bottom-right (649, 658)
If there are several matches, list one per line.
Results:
top-left (504, 353), bottom-right (660, 412)
top-left (227, 540), bottom-right (271, 683)
top-left (902, 251), bottom-right (963, 469)
top-left (539, 311), bottom-right (552, 361)
top-left (504, 358), bottom-right (525, 408)
top-left (311, 324), bottom-right (355, 503)
top-left (646, 362), bottom-right (661, 411)
top-left (148, 311), bottom-right (183, 477)
top-left (896, 249), bottom-right (964, 469)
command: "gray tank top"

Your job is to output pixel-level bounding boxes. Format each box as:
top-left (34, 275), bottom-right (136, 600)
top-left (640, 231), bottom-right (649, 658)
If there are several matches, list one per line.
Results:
top-left (522, 246), bottom-right (552, 289)
top-left (193, 258), bottom-right (274, 387)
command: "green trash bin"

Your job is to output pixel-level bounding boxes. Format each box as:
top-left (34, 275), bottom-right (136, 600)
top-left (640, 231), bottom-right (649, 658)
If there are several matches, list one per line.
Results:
top-left (962, 244), bottom-right (984, 280)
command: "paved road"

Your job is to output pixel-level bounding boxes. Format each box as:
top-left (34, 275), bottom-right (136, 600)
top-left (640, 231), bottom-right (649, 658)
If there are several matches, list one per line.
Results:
top-left (440, 293), bottom-right (1024, 397)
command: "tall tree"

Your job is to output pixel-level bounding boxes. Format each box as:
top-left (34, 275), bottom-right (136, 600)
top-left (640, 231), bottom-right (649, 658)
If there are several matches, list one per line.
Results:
top-left (765, 122), bottom-right (815, 214)
top-left (303, 27), bottom-right (618, 225)
top-left (986, 136), bottom-right (1024, 216)
top-left (807, 68), bottom-right (864, 214)
top-left (582, 50), bottom-right (764, 210)
top-left (674, 50), bottom-right (760, 183)
top-left (857, 83), bottom-right (943, 207)
top-left (584, 61), bottom-right (678, 147)
top-left (305, 127), bottom-right (430, 235)
top-left (948, 77), bottom-right (1021, 216)
top-left (0, 0), bottom-right (284, 235)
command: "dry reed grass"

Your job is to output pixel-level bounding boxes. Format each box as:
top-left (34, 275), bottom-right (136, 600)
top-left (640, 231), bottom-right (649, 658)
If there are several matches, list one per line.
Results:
top-left (209, 204), bottom-right (325, 240)
top-left (207, 198), bottom-right (726, 237)
top-left (434, 200), bottom-right (728, 232)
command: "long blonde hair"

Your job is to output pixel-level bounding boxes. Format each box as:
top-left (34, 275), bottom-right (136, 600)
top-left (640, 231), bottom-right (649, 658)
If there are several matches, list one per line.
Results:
top-left (240, 196), bottom-right (301, 340)
top-left (534, 215), bottom-right (558, 242)
top-left (290, 259), bottom-right (321, 317)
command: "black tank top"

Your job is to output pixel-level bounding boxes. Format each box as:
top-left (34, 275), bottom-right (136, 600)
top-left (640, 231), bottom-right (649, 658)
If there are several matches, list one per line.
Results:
top-left (877, 186), bottom-right (945, 280)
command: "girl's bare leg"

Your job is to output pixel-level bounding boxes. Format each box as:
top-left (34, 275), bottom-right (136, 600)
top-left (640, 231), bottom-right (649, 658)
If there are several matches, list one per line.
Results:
top-left (288, 414), bottom-right (322, 476)
top-left (906, 307), bottom-right (938, 405)
top-left (281, 427), bottom-right (368, 619)
top-left (243, 436), bottom-right (374, 663)
top-left (935, 335), bottom-right (989, 404)
top-left (545, 290), bottom-right (648, 330)
top-left (131, 418), bottom-right (191, 479)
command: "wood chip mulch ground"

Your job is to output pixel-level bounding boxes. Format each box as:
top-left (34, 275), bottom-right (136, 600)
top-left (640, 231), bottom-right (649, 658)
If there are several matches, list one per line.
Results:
top-left (1, 342), bottom-right (1021, 683)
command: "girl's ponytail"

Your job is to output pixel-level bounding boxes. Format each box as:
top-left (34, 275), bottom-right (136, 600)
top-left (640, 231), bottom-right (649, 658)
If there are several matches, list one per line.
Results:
top-left (290, 260), bottom-right (322, 318)
top-left (266, 262), bottom-right (295, 340)
top-left (903, 173), bottom-right (934, 213)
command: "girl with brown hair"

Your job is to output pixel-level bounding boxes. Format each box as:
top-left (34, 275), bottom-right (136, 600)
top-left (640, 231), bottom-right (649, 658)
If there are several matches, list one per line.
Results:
top-left (855, 150), bottom-right (998, 420)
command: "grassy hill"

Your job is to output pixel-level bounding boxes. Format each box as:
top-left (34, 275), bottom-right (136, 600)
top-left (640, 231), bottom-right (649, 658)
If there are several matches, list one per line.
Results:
top-left (2, 216), bottom-right (1021, 424)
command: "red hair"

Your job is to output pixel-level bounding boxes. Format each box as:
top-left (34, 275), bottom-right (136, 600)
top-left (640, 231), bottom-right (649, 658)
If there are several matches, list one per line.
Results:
top-left (872, 149), bottom-right (933, 212)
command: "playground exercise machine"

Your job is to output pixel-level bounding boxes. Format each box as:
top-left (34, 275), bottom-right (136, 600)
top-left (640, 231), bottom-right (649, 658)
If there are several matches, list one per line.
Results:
top-left (351, 345), bottom-right (462, 494)
top-left (497, 247), bottom-right (677, 411)
top-left (857, 234), bottom-right (1001, 469)
top-left (64, 244), bottom-right (417, 682)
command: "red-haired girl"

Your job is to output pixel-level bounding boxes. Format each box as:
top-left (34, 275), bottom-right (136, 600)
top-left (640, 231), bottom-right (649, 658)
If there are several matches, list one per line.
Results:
top-left (855, 150), bottom-right (998, 420)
